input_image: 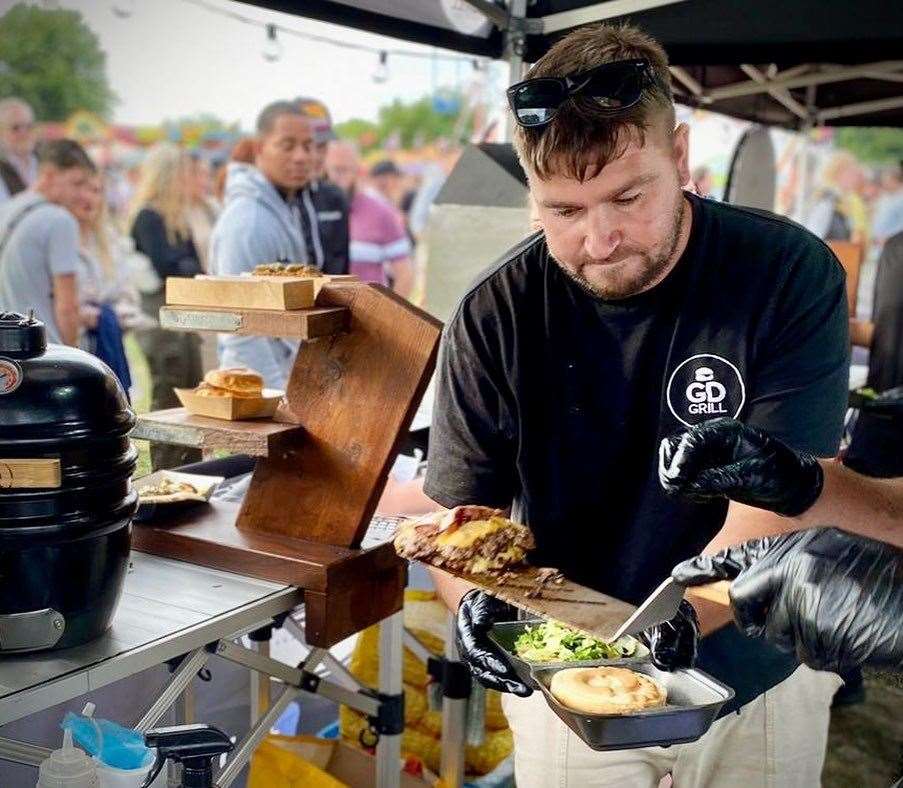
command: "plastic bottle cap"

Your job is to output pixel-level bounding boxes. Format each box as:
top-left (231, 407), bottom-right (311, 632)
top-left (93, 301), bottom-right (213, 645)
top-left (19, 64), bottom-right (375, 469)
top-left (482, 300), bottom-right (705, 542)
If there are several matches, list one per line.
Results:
top-left (37, 730), bottom-right (98, 787)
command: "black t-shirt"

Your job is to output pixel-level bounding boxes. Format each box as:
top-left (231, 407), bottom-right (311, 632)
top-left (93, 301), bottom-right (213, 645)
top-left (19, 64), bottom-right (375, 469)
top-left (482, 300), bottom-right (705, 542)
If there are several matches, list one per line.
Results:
top-left (425, 193), bottom-right (850, 709)
top-left (297, 180), bottom-right (350, 275)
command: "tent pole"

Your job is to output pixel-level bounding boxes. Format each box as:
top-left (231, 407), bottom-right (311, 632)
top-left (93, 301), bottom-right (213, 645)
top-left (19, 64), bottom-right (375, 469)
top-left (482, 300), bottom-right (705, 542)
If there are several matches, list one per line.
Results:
top-left (503, 0), bottom-right (528, 142)
top-left (793, 85), bottom-right (818, 223)
top-left (539, 0), bottom-right (689, 34)
top-left (793, 129), bottom-right (813, 223)
top-left (817, 94), bottom-right (903, 122)
top-left (706, 60), bottom-right (903, 101)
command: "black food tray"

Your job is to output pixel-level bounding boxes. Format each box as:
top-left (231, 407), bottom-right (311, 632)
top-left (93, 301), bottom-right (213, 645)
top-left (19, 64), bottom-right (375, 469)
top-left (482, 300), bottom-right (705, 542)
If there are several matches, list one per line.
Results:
top-left (135, 498), bottom-right (207, 523)
top-left (489, 620), bottom-right (650, 690)
top-left (532, 662), bottom-right (734, 751)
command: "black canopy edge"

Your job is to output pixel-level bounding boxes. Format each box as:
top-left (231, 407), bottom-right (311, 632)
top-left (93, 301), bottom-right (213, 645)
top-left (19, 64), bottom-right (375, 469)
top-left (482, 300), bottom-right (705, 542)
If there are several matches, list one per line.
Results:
top-left (242, 0), bottom-right (504, 58)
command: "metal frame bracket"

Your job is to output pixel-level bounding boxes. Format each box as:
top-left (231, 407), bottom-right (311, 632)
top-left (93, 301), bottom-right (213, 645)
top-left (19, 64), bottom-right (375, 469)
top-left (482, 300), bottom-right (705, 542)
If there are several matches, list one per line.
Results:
top-left (508, 15), bottom-right (543, 36)
top-left (299, 669), bottom-right (321, 694)
top-left (370, 690), bottom-right (405, 737)
top-left (427, 656), bottom-right (472, 701)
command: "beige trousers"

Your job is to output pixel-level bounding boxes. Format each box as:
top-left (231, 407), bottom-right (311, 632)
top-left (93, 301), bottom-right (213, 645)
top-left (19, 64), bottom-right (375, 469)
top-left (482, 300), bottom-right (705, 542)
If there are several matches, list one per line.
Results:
top-left (501, 665), bottom-right (842, 788)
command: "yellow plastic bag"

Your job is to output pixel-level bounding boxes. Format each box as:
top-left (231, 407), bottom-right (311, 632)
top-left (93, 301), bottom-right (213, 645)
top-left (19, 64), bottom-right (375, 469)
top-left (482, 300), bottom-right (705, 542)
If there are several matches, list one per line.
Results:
top-left (248, 736), bottom-right (347, 788)
top-left (250, 733), bottom-right (436, 787)
top-left (341, 591), bottom-right (513, 777)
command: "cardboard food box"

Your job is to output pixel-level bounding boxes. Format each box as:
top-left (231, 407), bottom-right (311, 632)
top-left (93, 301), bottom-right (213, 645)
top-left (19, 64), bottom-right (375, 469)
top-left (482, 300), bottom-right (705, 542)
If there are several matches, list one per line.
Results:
top-left (175, 387), bottom-right (283, 421)
top-left (166, 275), bottom-right (317, 310)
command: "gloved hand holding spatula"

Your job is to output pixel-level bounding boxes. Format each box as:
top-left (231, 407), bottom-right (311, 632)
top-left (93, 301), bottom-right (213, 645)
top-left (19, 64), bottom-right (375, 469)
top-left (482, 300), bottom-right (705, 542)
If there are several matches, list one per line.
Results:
top-left (660, 418), bottom-right (903, 673)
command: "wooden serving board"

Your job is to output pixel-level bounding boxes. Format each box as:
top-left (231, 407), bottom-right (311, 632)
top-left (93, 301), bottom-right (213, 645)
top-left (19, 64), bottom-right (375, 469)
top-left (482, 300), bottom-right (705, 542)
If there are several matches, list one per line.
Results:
top-left (166, 276), bottom-right (316, 310)
top-left (432, 565), bottom-right (637, 642)
top-left (431, 566), bottom-right (732, 642)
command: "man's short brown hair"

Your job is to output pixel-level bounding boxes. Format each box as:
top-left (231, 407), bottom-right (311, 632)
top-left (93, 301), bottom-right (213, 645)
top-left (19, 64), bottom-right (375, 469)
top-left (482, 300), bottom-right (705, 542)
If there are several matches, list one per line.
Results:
top-left (35, 139), bottom-right (95, 173)
top-left (513, 23), bottom-right (674, 181)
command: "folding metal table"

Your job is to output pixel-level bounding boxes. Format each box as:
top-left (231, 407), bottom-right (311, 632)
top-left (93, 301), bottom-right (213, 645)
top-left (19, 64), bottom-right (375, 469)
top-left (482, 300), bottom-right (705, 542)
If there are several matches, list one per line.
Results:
top-left (0, 550), bottom-right (405, 787)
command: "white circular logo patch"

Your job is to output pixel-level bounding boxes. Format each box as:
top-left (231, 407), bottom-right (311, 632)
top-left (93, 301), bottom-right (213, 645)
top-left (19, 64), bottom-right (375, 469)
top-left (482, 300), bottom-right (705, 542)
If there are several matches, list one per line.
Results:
top-left (0, 357), bottom-right (22, 396)
top-left (666, 354), bottom-right (746, 427)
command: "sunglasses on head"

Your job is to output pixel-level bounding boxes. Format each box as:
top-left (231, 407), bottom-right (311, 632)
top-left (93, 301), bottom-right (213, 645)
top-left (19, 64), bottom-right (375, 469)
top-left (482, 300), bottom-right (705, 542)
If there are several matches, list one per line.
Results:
top-left (507, 58), bottom-right (654, 129)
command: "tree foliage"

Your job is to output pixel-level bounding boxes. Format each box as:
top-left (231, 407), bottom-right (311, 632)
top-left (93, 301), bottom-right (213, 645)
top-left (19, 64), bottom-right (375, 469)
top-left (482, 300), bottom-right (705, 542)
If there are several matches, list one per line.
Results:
top-left (0, 3), bottom-right (115, 121)
top-left (834, 127), bottom-right (903, 166)
top-left (162, 113), bottom-right (236, 132)
top-left (335, 92), bottom-right (472, 152)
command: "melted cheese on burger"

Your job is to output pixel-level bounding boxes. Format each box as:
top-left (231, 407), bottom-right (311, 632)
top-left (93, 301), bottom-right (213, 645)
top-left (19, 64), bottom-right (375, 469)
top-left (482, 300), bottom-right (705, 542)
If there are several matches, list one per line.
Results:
top-left (434, 518), bottom-right (506, 548)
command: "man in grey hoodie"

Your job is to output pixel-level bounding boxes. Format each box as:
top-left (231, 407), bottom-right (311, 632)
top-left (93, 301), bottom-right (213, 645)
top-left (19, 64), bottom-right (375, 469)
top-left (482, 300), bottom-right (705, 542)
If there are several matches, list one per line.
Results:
top-left (209, 100), bottom-right (314, 389)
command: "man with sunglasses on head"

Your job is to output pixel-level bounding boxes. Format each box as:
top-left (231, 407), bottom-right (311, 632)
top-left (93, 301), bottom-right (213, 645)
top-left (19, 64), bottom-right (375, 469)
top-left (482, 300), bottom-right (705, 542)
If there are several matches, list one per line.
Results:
top-left (425, 23), bottom-right (849, 787)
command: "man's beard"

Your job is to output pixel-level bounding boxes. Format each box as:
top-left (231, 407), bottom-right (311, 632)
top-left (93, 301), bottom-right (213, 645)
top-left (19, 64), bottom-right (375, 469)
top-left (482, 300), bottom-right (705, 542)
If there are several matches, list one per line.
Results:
top-left (552, 196), bottom-right (687, 301)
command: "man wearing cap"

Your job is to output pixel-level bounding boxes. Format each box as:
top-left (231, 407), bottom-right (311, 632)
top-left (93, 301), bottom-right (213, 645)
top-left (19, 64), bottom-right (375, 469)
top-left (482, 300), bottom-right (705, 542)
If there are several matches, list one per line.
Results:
top-left (295, 97), bottom-right (349, 275)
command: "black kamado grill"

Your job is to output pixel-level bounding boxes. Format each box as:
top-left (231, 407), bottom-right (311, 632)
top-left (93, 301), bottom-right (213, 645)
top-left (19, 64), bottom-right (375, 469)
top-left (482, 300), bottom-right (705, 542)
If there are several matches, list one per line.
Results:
top-left (0, 311), bottom-right (137, 652)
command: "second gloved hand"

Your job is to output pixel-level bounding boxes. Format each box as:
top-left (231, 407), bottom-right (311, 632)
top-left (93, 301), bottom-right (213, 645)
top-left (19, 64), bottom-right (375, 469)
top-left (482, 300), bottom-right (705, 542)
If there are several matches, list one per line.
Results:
top-left (658, 417), bottom-right (824, 517)
top-left (673, 528), bottom-right (903, 673)
top-left (638, 599), bottom-right (699, 671)
top-left (455, 590), bottom-right (532, 697)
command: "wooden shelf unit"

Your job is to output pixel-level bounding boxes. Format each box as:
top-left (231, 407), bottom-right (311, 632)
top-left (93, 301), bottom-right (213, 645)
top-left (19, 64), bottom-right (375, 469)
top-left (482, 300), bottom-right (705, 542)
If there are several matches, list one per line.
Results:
top-left (133, 280), bottom-right (443, 646)
top-left (132, 408), bottom-right (303, 457)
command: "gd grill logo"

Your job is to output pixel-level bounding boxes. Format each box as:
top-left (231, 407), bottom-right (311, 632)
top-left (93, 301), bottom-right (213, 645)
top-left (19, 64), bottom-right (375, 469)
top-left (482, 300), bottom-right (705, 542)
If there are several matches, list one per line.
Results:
top-left (667, 354), bottom-right (746, 427)
top-left (0, 358), bottom-right (22, 396)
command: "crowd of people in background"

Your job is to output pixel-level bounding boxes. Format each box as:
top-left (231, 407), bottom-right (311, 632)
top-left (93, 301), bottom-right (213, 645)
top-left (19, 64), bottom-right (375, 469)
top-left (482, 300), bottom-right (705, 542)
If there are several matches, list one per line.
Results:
top-left (799, 151), bottom-right (903, 398)
top-left (2, 91), bottom-right (901, 473)
top-left (0, 94), bottom-right (442, 469)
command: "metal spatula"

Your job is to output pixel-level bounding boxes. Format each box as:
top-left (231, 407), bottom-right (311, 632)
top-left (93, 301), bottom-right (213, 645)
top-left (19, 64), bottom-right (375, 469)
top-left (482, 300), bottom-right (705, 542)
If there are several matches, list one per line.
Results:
top-left (610, 577), bottom-right (687, 641)
top-left (610, 577), bottom-right (733, 641)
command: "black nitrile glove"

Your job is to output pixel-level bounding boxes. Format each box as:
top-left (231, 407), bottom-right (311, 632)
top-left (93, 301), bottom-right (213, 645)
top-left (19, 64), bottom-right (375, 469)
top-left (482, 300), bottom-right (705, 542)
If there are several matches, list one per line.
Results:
top-left (455, 590), bottom-right (532, 697)
top-left (639, 599), bottom-right (699, 671)
top-left (658, 417), bottom-right (824, 517)
top-left (673, 528), bottom-right (903, 673)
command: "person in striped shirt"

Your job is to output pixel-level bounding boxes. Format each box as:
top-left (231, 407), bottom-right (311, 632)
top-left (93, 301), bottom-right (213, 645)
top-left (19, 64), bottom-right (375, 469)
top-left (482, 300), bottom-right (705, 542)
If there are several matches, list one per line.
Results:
top-left (325, 140), bottom-right (414, 298)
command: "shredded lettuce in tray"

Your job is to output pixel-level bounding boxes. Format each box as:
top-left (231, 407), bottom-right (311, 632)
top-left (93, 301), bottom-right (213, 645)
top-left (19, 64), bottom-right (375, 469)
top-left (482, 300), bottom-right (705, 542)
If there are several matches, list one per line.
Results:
top-left (513, 620), bottom-right (637, 663)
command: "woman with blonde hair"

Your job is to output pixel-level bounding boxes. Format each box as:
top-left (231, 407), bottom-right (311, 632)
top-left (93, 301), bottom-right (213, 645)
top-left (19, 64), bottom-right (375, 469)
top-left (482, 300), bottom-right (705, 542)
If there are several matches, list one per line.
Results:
top-left (129, 142), bottom-right (203, 469)
top-left (73, 172), bottom-right (153, 394)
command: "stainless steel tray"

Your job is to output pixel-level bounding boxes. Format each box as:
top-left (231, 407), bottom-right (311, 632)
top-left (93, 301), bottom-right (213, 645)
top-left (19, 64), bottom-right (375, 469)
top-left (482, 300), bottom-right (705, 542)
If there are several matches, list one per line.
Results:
top-left (532, 663), bottom-right (735, 751)
top-left (489, 620), bottom-right (650, 690)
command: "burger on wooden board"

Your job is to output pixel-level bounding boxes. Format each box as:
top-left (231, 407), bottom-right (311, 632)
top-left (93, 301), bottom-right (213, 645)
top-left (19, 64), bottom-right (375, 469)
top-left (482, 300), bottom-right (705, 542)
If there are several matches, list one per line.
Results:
top-left (394, 505), bottom-right (535, 575)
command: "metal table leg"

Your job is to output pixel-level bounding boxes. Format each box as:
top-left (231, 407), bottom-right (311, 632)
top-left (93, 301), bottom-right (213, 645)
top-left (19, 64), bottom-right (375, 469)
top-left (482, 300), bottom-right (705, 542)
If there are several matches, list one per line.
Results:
top-left (0, 737), bottom-right (50, 767)
top-left (376, 610), bottom-right (403, 788)
top-left (217, 687), bottom-right (299, 788)
top-left (440, 614), bottom-right (467, 788)
top-left (135, 648), bottom-right (209, 732)
top-left (176, 682), bottom-right (195, 725)
top-left (248, 626), bottom-right (272, 727)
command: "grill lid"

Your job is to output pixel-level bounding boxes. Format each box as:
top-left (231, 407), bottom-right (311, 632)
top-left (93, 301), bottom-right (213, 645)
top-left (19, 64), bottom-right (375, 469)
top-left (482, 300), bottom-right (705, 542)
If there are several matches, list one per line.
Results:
top-left (0, 311), bottom-right (134, 441)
